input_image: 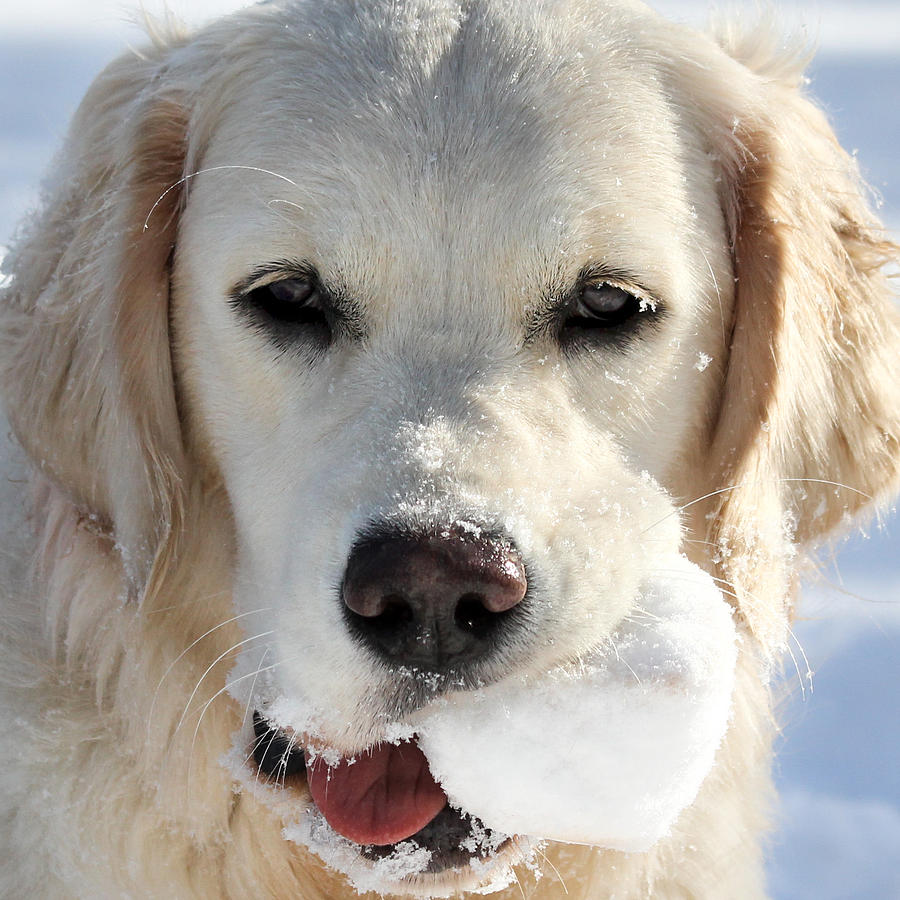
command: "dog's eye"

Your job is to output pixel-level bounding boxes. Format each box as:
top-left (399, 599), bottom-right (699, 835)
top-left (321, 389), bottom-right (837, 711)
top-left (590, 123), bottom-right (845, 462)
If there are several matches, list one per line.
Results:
top-left (244, 277), bottom-right (330, 335)
top-left (557, 280), bottom-right (661, 349)
top-left (565, 283), bottom-right (643, 330)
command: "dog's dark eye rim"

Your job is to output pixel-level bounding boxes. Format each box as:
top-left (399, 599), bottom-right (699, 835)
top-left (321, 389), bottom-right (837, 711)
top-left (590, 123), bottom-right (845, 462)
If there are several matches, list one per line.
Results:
top-left (527, 275), bottom-right (663, 346)
top-left (230, 263), bottom-right (361, 344)
top-left (572, 281), bottom-right (651, 322)
top-left (234, 269), bottom-right (327, 325)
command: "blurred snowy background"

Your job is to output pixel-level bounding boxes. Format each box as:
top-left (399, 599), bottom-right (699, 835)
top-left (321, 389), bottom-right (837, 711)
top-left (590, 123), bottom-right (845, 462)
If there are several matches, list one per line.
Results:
top-left (1, 2), bottom-right (897, 897)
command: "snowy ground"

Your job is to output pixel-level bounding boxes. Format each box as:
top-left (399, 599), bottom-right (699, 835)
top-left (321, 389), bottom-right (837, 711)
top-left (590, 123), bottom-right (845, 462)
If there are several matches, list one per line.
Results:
top-left (1, 2), bottom-right (898, 897)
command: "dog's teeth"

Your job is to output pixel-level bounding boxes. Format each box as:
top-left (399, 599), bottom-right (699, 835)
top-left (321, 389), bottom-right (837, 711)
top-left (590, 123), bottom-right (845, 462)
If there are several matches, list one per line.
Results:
top-left (251, 711), bottom-right (307, 778)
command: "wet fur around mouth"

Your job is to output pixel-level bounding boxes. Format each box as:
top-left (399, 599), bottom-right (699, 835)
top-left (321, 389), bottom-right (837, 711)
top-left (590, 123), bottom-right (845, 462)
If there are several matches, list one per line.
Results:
top-left (250, 712), bottom-right (507, 875)
top-left (361, 807), bottom-right (509, 874)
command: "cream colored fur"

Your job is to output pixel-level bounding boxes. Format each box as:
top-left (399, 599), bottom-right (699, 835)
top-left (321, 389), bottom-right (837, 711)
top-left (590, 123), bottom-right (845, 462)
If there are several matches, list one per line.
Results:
top-left (1, 1), bottom-right (898, 898)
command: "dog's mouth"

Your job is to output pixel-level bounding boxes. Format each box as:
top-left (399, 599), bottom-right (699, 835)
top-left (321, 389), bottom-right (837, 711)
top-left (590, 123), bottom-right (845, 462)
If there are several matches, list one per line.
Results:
top-left (251, 712), bottom-right (509, 874)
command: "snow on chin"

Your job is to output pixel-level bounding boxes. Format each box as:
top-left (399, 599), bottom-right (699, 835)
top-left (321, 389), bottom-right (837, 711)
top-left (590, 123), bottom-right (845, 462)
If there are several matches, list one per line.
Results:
top-left (282, 808), bottom-right (538, 898)
top-left (285, 810), bottom-right (434, 896)
top-left (417, 555), bottom-right (738, 851)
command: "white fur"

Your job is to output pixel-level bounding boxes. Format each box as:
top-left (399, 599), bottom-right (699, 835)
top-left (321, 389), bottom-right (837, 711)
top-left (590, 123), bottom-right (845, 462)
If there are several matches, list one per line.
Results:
top-left (1, 1), bottom-right (898, 897)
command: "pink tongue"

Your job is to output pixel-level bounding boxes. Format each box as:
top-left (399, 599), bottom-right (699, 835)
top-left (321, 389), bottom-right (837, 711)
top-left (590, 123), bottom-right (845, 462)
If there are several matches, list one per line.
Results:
top-left (306, 739), bottom-right (448, 846)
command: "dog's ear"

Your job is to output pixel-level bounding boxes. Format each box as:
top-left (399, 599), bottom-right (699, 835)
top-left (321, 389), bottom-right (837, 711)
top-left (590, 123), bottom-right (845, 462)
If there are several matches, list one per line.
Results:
top-left (0, 41), bottom-right (191, 589)
top-left (672, 30), bottom-right (900, 644)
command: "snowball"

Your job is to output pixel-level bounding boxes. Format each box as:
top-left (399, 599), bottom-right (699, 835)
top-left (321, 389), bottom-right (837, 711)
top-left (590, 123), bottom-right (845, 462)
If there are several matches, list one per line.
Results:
top-left (417, 555), bottom-right (737, 852)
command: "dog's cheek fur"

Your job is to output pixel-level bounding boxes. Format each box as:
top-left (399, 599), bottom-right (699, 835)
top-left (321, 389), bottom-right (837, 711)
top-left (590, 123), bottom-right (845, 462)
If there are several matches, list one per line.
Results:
top-left (0, 39), bottom-right (263, 895)
top-left (661, 27), bottom-right (900, 647)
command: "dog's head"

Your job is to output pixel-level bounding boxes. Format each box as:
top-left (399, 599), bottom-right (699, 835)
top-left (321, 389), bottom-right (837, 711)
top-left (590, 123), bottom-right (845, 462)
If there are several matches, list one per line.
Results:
top-left (3, 0), bottom-right (899, 895)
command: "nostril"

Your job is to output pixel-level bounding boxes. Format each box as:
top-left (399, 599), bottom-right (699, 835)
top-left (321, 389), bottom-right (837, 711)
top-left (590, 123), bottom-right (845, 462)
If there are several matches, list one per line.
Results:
top-left (454, 593), bottom-right (498, 636)
top-left (344, 592), bottom-right (416, 661)
top-left (372, 595), bottom-right (414, 629)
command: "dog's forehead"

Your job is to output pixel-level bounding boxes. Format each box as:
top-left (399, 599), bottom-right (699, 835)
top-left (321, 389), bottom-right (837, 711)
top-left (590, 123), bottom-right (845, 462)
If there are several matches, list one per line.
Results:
top-left (183, 0), bottom-right (703, 308)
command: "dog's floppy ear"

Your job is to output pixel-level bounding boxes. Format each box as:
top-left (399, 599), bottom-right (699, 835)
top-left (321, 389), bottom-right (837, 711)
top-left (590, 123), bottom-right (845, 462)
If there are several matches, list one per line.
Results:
top-left (0, 40), bottom-right (191, 589)
top-left (673, 30), bottom-right (900, 644)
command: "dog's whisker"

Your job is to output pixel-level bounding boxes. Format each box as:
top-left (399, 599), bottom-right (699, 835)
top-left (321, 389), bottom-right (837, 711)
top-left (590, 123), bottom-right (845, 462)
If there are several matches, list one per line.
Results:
top-left (626, 603), bottom-right (662, 621)
top-left (705, 573), bottom-right (748, 598)
top-left (784, 624), bottom-right (814, 700)
top-left (278, 732), bottom-right (303, 790)
top-left (165, 644), bottom-right (279, 791)
top-left (241, 645), bottom-right (272, 731)
top-left (193, 652), bottom-right (307, 729)
top-left (241, 710), bottom-right (304, 787)
top-left (267, 198), bottom-right (305, 212)
top-left (534, 845), bottom-right (569, 895)
top-left (185, 659), bottom-right (289, 797)
top-left (662, 569), bottom-right (746, 608)
top-left (576, 197), bottom-right (622, 217)
top-left (176, 631), bottom-right (276, 737)
top-left (642, 477), bottom-right (873, 537)
top-left (677, 573), bottom-right (811, 693)
top-left (640, 482), bottom-right (747, 535)
top-left (144, 588), bottom-right (234, 615)
top-left (254, 725), bottom-right (282, 788)
top-left (243, 727), bottom-right (272, 771)
top-left (148, 608), bottom-right (273, 741)
top-left (780, 633), bottom-right (809, 701)
top-left (144, 165), bottom-right (299, 231)
top-left (687, 233), bottom-right (728, 349)
top-left (705, 573), bottom-right (792, 632)
top-left (647, 565), bottom-right (810, 692)
top-left (248, 720), bottom-right (309, 791)
top-left (679, 537), bottom-right (721, 549)
top-left (263, 200), bottom-right (307, 233)
top-left (816, 579), bottom-right (897, 607)
top-left (507, 861), bottom-right (528, 900)
top-left (603, 635), bottom-right (643, 688)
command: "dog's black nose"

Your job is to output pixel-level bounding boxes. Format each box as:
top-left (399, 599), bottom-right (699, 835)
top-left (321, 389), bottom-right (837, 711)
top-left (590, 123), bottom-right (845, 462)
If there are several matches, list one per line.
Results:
top-left (341, 527), bottom-right (527, 672)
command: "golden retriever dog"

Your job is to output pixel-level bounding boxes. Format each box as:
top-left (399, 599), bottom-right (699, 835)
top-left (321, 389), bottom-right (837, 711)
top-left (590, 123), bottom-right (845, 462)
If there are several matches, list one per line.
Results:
top-left (1, 0), bottom-right (898, 897)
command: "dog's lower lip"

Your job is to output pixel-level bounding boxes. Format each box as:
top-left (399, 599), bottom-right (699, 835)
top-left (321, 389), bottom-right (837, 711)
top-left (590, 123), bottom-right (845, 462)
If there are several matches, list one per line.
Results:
top-left (362, 805), bottom-right (511, 873)
top-left (250, 711), bottom-right (507, 871)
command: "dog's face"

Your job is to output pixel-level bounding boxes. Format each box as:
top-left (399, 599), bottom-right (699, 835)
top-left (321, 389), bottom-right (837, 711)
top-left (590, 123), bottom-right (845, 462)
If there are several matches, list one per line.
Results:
top-left (4, 0), bottom-right (899, 896)
top-left (173, 0), bottom-right (727, 724)
top-left (164, 0), bottom-right (736, 885)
